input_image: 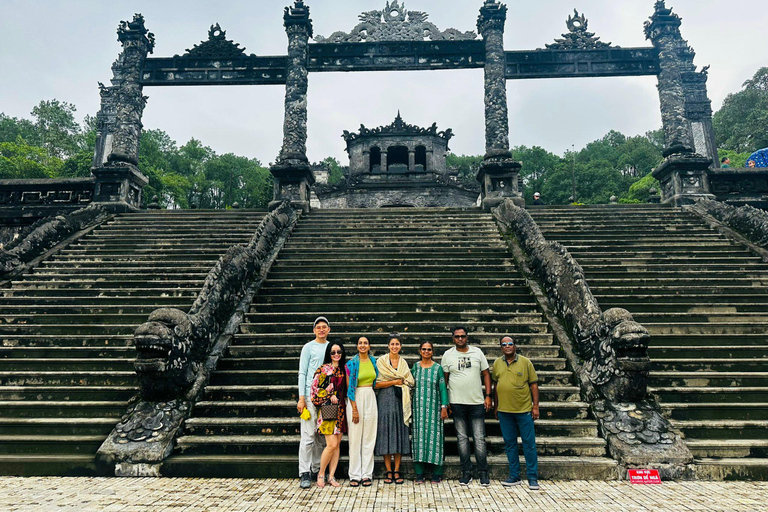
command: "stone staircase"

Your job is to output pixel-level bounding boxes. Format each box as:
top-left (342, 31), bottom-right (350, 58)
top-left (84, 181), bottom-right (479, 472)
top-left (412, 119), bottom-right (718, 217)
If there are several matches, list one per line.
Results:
top-left (0, 209), bottom-right (266, 475)
top-left (165, 208), bottom-right (619, 479)
top-left (528, 204), bottom-right (768, 480)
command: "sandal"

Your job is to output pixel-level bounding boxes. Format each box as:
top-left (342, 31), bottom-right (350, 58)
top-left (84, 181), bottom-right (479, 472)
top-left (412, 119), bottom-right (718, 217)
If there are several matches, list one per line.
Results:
top-left (431, 475), bottom-right (442, 484)
top-left (384, 471), bottom-right (394, 484)
top-left (316, 475), bottom-right (325, 488)
top-left (349, 479), bottom-right (360, 487)
top-left (362, 478), bottom-right (372, 487)
top-left (329, 477), bottom-right (341, 488)
top-left (415, 474), bottom-right (425, 484)
top-left (394, 471), bottom-right (404, 484)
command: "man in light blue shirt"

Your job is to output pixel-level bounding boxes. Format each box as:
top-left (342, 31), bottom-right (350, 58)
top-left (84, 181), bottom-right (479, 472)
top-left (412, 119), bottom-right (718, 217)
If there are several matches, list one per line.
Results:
top-left (297, 316), bottom-right (330, 488)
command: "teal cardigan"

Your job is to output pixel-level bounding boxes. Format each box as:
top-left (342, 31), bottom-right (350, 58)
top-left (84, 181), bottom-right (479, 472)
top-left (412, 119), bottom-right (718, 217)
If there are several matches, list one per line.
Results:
top-left (345, 354), bottom-right (378, 402)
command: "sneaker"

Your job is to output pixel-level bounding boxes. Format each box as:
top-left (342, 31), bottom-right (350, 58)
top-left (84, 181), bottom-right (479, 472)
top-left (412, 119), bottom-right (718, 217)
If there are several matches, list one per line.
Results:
top-left (502, 477), bottom-right (522, 487)
top-left (458, 472), bottom-right (472, 486)
top-left (415, 474), bottom-right (425, 484)
top-left (528, 479), bottom-right (540, 491)
top-left (299, 472), bottom-right (311, 489)
top-left (479, 472), bottom-right (490, 487)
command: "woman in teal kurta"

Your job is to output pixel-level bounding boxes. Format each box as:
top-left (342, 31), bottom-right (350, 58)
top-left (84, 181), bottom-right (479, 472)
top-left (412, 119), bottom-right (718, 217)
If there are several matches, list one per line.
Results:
top-left (411, 340), bottom-right (449, 483)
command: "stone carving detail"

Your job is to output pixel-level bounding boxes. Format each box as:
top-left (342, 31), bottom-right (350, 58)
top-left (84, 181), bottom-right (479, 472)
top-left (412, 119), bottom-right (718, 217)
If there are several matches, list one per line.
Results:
top-left (492, 199), bottom-right (692, 471)
top-left (94, 14), bottom-right (154, 167)
top-left (545, 10), bottom-right (612, 50)
top-left (134, 201), bottom-right (297, 401)
top-left (314, 1), bottom-right (476, 43)
top-left (182, 24), bottom-right (249, 58)
top-left (645, 1), bottom-right (698, 158)
top-left (691, 198), bottom-right (768, 248)
top-left (0, 205), bottom-right (109, 277)
top-left (478, 1), bottom-right (511, 160)
top-left (114, 399), bottom-right (189, 444)
top-left (342, 112), bottom-right (453, 143)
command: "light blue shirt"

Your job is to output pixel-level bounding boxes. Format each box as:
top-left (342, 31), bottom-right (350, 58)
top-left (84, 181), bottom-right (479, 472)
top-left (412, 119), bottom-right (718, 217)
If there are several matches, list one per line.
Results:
top-left (298, 339), bottom-right (328, 398)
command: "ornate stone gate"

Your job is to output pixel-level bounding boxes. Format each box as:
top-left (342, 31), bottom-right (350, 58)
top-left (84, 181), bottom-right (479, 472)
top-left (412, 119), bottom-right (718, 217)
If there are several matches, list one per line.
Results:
top-left (93, 0), bottom-right (716, 210)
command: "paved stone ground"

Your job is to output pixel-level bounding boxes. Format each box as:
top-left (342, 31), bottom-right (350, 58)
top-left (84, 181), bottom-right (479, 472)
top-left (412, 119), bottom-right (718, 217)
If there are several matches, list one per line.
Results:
top-left (1, 478), bottom-right (766, 512)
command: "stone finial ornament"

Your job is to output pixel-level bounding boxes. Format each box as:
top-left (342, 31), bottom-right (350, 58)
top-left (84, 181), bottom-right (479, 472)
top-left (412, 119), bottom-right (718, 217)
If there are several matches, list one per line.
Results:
top-left (545, 10), bottom-right (612, 50)
top-left (182, 24), bottom-right (249, 58)
top-left (314, 0), bottom-right (476, 43)
top-left (342, 111), bottom-right (453, 143)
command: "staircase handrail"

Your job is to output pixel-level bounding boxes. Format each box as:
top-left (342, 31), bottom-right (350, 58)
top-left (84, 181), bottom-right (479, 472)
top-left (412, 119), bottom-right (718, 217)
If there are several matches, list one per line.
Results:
top-left (492, 199), bottom-right (692, 477)
top-left (96, 201), bottom-right (300, 475)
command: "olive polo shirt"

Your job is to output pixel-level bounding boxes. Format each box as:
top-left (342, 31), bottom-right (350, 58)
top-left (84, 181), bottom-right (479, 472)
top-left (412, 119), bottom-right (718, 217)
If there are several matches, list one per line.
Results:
top-left (492, 354), bottom-right (538, 413)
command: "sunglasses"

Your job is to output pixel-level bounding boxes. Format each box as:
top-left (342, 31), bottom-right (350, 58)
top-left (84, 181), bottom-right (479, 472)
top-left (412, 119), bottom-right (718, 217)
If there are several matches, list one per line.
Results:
top-left (453, 335), bottom-right (467, 339)
top-left (330, 351), bottom-right (342, 355)
top-left (421, 348), bottom-right (433, 351)
top-left (501, 342), bottom-right (515, 347)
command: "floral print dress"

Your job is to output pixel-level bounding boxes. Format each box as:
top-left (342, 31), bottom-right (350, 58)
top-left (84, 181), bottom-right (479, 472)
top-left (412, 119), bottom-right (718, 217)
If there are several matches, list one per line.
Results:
top-left (311, 363), bottom-right (348, 435)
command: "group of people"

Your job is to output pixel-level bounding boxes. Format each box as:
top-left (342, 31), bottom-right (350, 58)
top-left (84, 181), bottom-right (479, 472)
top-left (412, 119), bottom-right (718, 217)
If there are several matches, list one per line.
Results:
top-left (297, 317), bottom-right (541, 490)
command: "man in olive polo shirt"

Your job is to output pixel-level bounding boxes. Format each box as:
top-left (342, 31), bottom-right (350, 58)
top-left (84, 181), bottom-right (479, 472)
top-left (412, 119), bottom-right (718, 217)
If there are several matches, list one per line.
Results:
top-left (492, 335), bottom-right (540, 490)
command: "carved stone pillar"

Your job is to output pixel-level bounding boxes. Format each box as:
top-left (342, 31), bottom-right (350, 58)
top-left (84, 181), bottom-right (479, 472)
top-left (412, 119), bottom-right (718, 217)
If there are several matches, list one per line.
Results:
top-left (92, 14), bottom-right (154, 211)
top-left (381, 151), bottom-right (388, 172)
top-left (476, 1), bottom-right (523, 210)
top-left (270, 1), bottom-right (314, 212)
top-left (408, 150), bottom-right (416, 172)
top-left (645, 1), bottom-right (713, 206)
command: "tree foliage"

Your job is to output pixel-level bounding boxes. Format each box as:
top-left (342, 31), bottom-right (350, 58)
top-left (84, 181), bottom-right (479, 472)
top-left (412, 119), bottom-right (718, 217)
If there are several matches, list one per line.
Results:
top-left (713, 67), bottom-right (768, 153)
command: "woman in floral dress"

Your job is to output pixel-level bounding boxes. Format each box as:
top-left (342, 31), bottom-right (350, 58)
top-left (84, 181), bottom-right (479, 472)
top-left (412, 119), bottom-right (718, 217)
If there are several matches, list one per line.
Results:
top-left (311, 342), bottom-right (347, 488)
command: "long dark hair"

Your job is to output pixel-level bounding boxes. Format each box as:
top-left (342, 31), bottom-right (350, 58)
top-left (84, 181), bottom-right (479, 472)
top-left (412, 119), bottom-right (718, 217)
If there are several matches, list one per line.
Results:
top-left (323, 342), bottom-right (347, 368)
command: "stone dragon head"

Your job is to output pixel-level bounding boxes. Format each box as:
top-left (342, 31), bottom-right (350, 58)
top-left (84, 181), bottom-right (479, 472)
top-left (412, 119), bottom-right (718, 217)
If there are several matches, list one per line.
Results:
top-left (585, 308), bottom-right (651, 402)
top-left (134, 308), bottom-right (196, 401)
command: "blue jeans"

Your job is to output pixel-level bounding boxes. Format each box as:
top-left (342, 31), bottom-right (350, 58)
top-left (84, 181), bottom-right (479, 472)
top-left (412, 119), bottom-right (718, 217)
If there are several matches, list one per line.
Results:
top-left (451, 404), bottom-right (488, 474)
top-left (498, 411), bottom-right (538, 480)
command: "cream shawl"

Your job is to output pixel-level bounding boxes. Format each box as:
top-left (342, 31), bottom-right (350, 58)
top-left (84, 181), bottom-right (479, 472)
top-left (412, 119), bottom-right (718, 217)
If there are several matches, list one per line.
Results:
top-left (376, 354), bottom-right (415, 426)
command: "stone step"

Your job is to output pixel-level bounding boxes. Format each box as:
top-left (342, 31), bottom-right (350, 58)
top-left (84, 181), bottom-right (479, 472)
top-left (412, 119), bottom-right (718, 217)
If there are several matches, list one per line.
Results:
top-left (650, 387), bottom-right (768, 403)
top-left (651, 359), bottom-right (768, 372)
top-left (238, 321), bottom-right (550, 335)
top-left (0, 325), bottom-right (148, 335)
top-left (256, 285), bottom-right (534, 297)
top-left (0, 418), bottom-right (120, 436)
top-left (0, 358), bottom-right (134, 371)
top-left (160, 453), bottom-right (620, 479)
top-left (0, 454), bottom-right (98, 476)
top-left (648, 345), bottom-right (768, 358)
top-left (597, 294), bottom-right (768, 306)
top-left (255, 293), bottom-right (536, 304)
top-left (0, 435), bottom-right (106, 455)
top-left (0, 386), bottom-right (136, 401)
top-left (0, 400), bottom-right (127, 417)
top-left (173, 434), bottom-right (605, 457)
top-left (0, 297), bottom-right (191, 307)
top-left (672, 420), bottom-right (768, 440)
top-left (661, 403), bottom-right (768, 421)
top-left (0, 289), bottom-right (199, 298)
top-left (685, 439), bottom-right (768, 459)
top-left (201, 384), bottom-right (579, 403)
top-left (650, 372), bottom-right (768, 387)
top-left (248, 301), bottom-right (540, 314)
top-left (265, 269), bottom-right (520, 279)
top-left (645, 323), bottom-right (768, 335)
top-left (593, 286), bottom-right (768, 296)
top-left (231, 332), bottom-right (555, 345)
top-left (603, 304), bottom-right (768, 313)
top-left (693, 458), bottom-right (768, 480)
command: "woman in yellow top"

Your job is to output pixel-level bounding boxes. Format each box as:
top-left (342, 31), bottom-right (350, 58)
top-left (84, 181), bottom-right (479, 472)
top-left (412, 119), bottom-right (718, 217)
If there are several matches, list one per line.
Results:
top-left (345, 336), bottom-right (379, 487)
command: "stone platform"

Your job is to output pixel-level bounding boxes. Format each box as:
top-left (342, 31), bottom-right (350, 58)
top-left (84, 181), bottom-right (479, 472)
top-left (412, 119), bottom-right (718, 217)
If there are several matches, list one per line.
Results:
top-left (1, 477), bottom-right (766, 511)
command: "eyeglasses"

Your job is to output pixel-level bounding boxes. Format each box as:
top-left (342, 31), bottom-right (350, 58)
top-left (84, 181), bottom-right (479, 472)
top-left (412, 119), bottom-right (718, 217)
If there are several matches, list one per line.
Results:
top-left (453, 335), bottom-right (467, 339)
top-left (501, 342), bottom-right (515, 347)
top-left (421, 348), bottom-right (433, 351)
top-left (330, 351), bottom-right (342, 355)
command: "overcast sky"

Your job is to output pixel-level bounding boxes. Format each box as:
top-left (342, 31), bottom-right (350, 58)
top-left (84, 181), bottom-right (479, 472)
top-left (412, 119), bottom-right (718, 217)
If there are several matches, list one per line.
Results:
top-left (1, 1), bottom-right (766, 164)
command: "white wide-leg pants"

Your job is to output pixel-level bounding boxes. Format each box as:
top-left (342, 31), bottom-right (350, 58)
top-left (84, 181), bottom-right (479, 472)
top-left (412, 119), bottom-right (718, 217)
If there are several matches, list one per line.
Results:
top-left (346, 387), bottom-right (378, 480)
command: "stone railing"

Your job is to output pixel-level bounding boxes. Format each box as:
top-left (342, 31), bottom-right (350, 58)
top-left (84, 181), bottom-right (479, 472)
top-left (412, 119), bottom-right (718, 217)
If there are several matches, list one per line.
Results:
top-left (0, 178), bottom-right (95, 207)
top-left (689, 197), bottom-right (768, 252)
top-left (0, 204), bottom-right (110, 279)
top-left (492, 199), bottom-right (692, 477)
top-left (708, 168), bottom-right (768, 208)
top-left (96, 201), bottom-right (300, 476)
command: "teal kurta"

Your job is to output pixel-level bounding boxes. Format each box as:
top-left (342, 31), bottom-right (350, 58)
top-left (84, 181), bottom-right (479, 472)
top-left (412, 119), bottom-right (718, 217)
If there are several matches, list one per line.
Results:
top-left (411, 362), bottom-right (449, 465)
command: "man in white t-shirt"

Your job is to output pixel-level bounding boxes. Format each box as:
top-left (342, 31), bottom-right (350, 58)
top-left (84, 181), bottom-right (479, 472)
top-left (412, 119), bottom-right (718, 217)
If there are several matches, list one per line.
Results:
top-left (296, 316), bottom-right (330, 488)
top-left (441, 325), bottom-right (492, 487)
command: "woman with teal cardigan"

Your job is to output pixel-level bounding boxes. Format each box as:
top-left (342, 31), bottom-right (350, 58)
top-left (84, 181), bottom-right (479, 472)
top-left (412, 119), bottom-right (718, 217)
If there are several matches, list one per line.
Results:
top-left (345, 336), bottom-right (379, 487)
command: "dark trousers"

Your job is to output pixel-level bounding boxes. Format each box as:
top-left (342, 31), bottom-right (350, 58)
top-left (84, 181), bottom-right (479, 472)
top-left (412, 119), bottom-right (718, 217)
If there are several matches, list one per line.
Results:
top-left (451, 404), bottom-right (488, 474)
top-left (498, 411), bottom-right (538, 480)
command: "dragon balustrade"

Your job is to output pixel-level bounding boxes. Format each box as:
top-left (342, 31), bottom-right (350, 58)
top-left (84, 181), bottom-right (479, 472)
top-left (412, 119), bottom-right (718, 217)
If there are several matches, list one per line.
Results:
top-left (96, 201), bottom-right (299, 476)
top-left (690, 198), bottom-right (768, 250)
top-left (493, 199), bottom-right (693, 477)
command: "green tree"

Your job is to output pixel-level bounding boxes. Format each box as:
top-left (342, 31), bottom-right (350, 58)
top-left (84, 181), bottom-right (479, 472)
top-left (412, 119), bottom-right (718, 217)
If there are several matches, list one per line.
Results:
top-left (30, 99), bottom-right (81, 159)
top-left (0, 140), bottom-right (61, 179)
top-left (713, 67), bottom-right (768, 152)
top-left (445, 153), bottom-right (483, 185)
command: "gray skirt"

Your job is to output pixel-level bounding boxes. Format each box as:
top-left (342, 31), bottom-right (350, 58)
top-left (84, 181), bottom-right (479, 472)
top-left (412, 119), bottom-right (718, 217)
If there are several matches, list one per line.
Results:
top-left (374, 386), bottom-right (411, 455)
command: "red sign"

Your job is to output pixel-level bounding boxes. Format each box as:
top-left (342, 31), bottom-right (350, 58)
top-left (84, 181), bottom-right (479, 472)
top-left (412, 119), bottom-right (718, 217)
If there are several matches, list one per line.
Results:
top-left (628, 469), bottom-right (662, 484)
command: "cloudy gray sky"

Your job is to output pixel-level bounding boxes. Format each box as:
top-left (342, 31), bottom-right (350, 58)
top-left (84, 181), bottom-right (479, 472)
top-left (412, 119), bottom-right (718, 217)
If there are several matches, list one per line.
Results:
top-left (1, 1), bottom-right (766, 164)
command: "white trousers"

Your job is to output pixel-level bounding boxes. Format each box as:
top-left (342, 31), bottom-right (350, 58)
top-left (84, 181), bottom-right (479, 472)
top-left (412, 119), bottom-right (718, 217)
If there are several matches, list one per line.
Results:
top-left (298, 401), bottom-right (326, 475)
top-left (347, 387), bottom-right (378, 480)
